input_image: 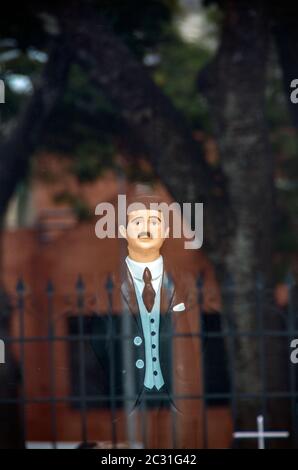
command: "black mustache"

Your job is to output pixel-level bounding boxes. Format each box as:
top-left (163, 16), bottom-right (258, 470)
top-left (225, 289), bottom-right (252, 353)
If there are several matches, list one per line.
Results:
top-left (138, 231), bottom-right (152, 239)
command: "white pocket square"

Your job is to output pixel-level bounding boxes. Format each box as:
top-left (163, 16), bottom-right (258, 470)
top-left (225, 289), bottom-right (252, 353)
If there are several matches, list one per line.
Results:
top-left (173, 302), bottom-right (185, 312)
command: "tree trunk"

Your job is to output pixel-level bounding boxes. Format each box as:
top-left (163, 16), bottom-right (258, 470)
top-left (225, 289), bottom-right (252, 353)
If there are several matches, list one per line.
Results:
top-left (198, 0), bottom-right (289, 444)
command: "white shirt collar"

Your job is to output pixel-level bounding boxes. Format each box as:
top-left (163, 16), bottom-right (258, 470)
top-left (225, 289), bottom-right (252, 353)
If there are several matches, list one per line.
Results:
top-left (126, 255), bottom-right (163, 281)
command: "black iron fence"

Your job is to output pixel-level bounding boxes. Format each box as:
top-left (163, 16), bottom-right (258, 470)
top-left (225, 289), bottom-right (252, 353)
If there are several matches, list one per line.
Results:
top-left (0, 273), bottom-right (297, 449)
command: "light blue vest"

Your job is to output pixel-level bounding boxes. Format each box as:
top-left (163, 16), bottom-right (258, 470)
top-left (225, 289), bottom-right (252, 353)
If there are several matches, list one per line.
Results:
top-left (134, 285), bottom-right (165, 390)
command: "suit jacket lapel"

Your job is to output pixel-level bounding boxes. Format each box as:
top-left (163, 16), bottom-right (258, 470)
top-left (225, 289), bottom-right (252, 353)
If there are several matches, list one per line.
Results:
top-left (160, 260), bottom-right (176, 315)
top-left (120, 265), bottom-right (142, 331)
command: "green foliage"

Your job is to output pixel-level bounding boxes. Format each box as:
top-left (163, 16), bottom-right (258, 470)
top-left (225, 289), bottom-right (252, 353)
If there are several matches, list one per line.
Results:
top-left (153, 29), bottom-right (213, 130)
top-left (0, 49), bottom-right (41, 120)
top-left (126, 159), bottom-right (156, 184)
top-left (53, 191), bottom-right (92, 221)
top-left (266, 59), bottom-right (290, 129)
top-left (72, 140), bottom-right (115, 183)
top-left (43, 63), bottom-right (118, 153)
top-left (99, 0), bottom-right (179, 57)
top-left (39, 63), bottom-right (119, 183)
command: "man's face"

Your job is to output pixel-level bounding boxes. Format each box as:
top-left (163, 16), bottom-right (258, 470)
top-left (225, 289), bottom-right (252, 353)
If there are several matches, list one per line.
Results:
top-left (120, 209), bottom-right (168, 254)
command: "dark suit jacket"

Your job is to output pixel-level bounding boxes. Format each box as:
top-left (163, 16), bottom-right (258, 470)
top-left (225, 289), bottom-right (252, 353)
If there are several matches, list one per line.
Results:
top-left (91, 261), bottom-right (202, 416)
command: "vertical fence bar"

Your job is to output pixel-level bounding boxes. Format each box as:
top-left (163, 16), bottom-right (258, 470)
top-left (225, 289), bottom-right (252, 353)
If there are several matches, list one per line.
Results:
top-left (139, 396), bottom-right (148, 448)
top-left (76, 275), bottom-right (88, 444)
top-left (197, 275), bottom-right (208, 449)
top-left (121, 302), bottom-right (137, 447)
top-left (167, 274), bottom-right (177, 449)
top-left (16, 278), bottom-right (26, 446)
top-left (222, 273), bottom-right (238, 441)
top-left (106, 275), bottom-right (117, 447)
top-left (47, 280), bottom-right (57, 448)
top-left (255, 273), bottom-right (267, 424)
top-left (286, 272), bottom-right (297, 447)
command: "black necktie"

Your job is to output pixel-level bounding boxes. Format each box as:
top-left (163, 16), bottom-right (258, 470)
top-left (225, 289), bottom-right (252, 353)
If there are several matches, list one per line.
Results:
top-left (142, 267), bottom-right (156, 313)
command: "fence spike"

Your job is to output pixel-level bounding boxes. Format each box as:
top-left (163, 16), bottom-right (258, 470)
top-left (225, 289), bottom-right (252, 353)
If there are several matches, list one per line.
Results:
top-left (76, 274), bottom-right (85, 293)
top-left (223, 272), bottom-right (234, 290)
top-left (46, 279), bottom-right (54, 295)
top-left (255, 271), bottom-right (264, 291)
top-left (196, 275), bottom-right (203, 290)
top-left (16, 277), bottom-right (25, 294)
top-left (105, 274), bottom-right (114, 293)
top-left (285, 271), bottom-right (295, 288)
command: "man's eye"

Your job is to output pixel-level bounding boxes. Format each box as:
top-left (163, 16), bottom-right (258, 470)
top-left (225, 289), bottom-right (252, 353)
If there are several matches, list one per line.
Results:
top-left (135, 221), bottom-right (140, 226)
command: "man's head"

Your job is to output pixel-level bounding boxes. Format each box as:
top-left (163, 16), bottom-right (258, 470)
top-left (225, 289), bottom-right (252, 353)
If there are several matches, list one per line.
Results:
top-left (119, 195), bottom-right (169, 262)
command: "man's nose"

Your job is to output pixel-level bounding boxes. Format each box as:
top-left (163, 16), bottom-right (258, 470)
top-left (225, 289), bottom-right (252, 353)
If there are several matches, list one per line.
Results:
top-left (143, 218), bottom-right (149, 232)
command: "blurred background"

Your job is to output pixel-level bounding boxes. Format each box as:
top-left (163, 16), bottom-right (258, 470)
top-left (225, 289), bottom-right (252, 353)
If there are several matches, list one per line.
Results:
top-left (0, 0), bottom-right (298, 449)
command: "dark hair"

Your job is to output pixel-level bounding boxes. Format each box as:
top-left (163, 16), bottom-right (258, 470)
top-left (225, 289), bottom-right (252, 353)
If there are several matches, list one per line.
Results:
top-left (125, 194), bottom-right (169, 228)
top-left (126, 194), bottom-right (164, 212)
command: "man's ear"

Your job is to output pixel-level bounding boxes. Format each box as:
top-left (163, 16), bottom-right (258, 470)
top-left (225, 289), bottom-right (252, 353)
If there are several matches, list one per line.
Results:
top-left (119, 225), bottom-right (127, 239)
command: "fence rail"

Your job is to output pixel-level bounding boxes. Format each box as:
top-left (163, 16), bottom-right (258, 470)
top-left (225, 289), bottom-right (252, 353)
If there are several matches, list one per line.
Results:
top-left (0, 273), bottom-right (297, 449)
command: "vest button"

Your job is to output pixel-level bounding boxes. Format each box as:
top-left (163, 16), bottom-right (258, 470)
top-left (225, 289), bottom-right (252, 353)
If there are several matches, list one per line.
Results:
top-left (133, 336), bottom-right (142, 346)
top-left (135, 359), bottom-right (144, 369)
